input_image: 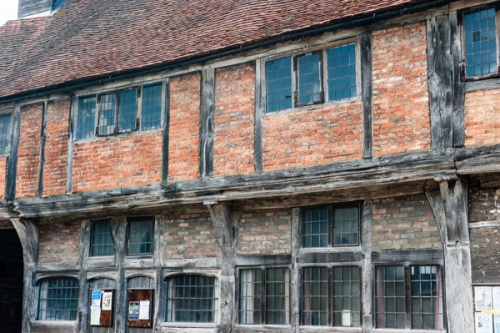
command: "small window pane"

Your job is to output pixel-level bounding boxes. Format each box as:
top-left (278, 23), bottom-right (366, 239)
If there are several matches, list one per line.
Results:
top-left (166, 275), bottom-right (218, 323)
top-left (266, 268), bottom-right (290, 325)
top-left (302, 267), bottom-right (328, 326)
top-left (327, 43), bottom-right (357, 101)
top-left (297, 53), bottom-right (322, 105)
top-left (303, 207), bottom-right (328, 248)
top-left (127, 218), bottom-right (153, 255)
top-left (333, 266), bottom-right (360, 327)
top-left (464, 7), bottom-right (497, 77)
top-left (52, 0), bottom-right (67, 11)
top-left (375, 266), bottom-right (406, 329)
top-left (0, 114), bottom-right (11, 155)
top-left (266, 57), bottom-right (292, 112)
top-left (99, 93), bottom-right (116, 135)
top-left (411, 265), bottom-right (443, 329)
top-left (142, 84), bottom-right (163, 130)
top-left (90, 220), bottom-right (114, 257)
top-left (333, 207), bottom-right (359, 246)
top-left (37, 278), bottom-right (79, 321)
top-left (119, 89), bottom-right (137, 131)
top-left (239, 269), bottom-right (262, 324)
top-left (76, 96), bottom-right (96, 140)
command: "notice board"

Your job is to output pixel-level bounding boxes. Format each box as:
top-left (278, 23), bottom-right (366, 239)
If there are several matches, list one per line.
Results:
top-left (89, 289), bottom-right (113, 327)
top-left (127, 289), bottom-right (153, 328)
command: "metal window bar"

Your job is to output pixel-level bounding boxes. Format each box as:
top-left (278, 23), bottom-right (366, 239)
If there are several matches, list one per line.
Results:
top-left (127, 219), bottom-right (153, 255)
top-left (239, 269), bottom-right (262, 324)
top-left (333, 206), bottom-right (359, 246)
top-left (166, 275), bottom-right (218, 323)
top-left (410, 265), bottom-right (443, 329)
top-left (265, 268), bottom-right (290, 325)
top-left (375, 266), bottom-right (406, 329)
top-left (37, 278), bottom-right (79, 321)
top-left (141, 84), bottom-right (163, 130)
top-left (332, 266), bottom-right (360, 327)
top-left (464, 6), bottom-right (497, 77)
top-left (266, 57), bottom-right (293, 112)
top-left (90, 220), bottom-right (114, 257)
top-left (302, 267), bottom-right (328, 326)
top-left (0, 113), bottom-right (11, 155)
top-left (327, 43), bottom-right (357, 101)
top-left (76, 96), bottom-right (96, 140)
top-left (302, 207), bottom-right (329, 248)
top-left (295, 52), bottom-right (323, 106)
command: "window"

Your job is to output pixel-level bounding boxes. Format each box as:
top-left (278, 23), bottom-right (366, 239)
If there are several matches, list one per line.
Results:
top-left (375, 265), bottom-right (443, 330)
top-left (37, 278), bottom-right (79, 321)
top-left (90, 219), bottom-right (114, 257)
top-left (463, 6), bottom-right (498, 78)
top-left (52, 0), bottom-right (67, 11)
top-left (0, 113), bottom-right (11, 155)
top-left (165, 275), bottom-right (219, 323)
top-left (302, 204), bottom-right (360, 248)
top-left (127, 217), bottom-right (153, 255)
top-left (301, 266), bottom-right (360, 327)
top-left (239, 267), bottom-right (290, 325)
top-left (75, 83), bottom-right (163, 140)
top-left (264, 42), bottom-right (357, 112)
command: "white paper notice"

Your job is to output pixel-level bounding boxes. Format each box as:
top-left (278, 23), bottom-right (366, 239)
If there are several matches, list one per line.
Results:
top-left (342, 310), bottom-right (351, 327)
top-left (476, 286), bottom-right (494, 311)
top-left (139, 300), bottom-right (150, 320)
top-left (90, 306), bottom-right (101, 326)
top-left (102, 292), bottom-right (113, 311)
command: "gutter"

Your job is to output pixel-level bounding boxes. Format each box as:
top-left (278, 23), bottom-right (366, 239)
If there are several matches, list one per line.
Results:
top-left (0, 0), bottom-right (454, 104)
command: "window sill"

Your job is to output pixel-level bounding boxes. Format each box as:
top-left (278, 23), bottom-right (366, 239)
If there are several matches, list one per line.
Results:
top-left (465, 76), bottom-right (500, 93)
top-left (373, 329), bottom-right (445, 333)
top-left (74, 127), bottom-right (162, 144)
top-left (299, 326), bottom-right (361, 332)
top-left (160, 322), bottom-right (218, 328)
top-left (263, 96), bottom-right (361, 117)
top-left (299, 246), bottom-right (362, 253)
top-left (235, 324), bottom-right (291, 332)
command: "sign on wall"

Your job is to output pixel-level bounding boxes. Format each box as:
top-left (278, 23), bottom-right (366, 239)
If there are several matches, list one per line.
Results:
top-left (127, 289), bottom-right (153, 328)
top-left (89, 289), bottom-right (113, 327)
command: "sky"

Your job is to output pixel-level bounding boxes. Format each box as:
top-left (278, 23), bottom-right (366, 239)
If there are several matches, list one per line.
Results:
top-left (0, 0), bottom-right (19, 27)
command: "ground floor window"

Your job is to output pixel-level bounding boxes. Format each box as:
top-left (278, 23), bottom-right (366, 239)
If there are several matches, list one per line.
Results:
top-left (165, 275), bottom-right (219, 323)
top-left (37, 278), bottom-right (79, 321)
top-left (375, 265), bottom-right (443, 330)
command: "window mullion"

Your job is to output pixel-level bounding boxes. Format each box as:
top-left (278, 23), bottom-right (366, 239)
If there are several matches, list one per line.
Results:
top-left (405, 266), bottom-right (411, 329)
top-left (262, 267), bottom-right (266, 324)
top-left (115, 91), bottom-right (120, 133)
top-left (328, 267), bottom-right (333, 327)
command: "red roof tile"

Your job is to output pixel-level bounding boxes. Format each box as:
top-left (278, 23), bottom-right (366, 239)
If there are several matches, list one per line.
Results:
top-left (0, 0), bottom-right (437, 100)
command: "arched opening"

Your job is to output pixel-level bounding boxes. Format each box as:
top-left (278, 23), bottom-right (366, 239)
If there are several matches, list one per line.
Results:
top-left (0, 229), bottom-right (23, 333)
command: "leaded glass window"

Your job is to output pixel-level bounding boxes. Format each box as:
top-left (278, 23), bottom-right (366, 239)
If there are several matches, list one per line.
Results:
top-left (327, 43), bottom-right (357, 101)
top-left (302, 267), bottom-right (328, 326)
top-left (266, 57), bottom-right (293, 112)
top-left (333, 266), bottom-right (360, 327)
top-left (52, 0), bottom-right (67, 11)
top-left (37, 278), bottom-right (79, 321)
top-left (0, 114), bottom-right (11, 155)
top-left (98, 93), bottom-right (117, 135)
top-left (90, 220), bottom-right (114, 257)
top-left (296, 52), bottom-right (323, 106)
top-left (119, 89), bottom-right (137, 131)
top-left (303, 207), bottom-right (328, 248)
top-left (141, 83), bottom-right (163, 130)
top-left (76, 96), bottom-right (96, 140)
top-left (166, 275), bottom-right (219, 323)
top-left (127, 218), bottom-right (153, 255)
top-left (410, 266), bottom-right (443, 330)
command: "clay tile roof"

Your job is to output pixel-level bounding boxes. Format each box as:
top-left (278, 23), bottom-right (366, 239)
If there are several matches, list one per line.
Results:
top-left (0, 0), bottom-right (436, 100)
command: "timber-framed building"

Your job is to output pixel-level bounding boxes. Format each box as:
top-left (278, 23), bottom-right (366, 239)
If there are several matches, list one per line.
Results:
top-left (1, 0), bottom-right (500, 332)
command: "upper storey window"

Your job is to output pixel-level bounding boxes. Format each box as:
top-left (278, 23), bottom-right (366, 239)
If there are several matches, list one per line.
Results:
top-left (0, 113), bottom-right (12, 155)
top-left (464, 6), bottom-right (498, 78)
top-left (265, 42), bottom-right (357, 113)
top-left (52, 0), bottom-right (67, 11)
top-left (75, 83), bottom-right (163, 140)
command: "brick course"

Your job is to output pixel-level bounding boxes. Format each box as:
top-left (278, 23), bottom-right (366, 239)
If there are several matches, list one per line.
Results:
top-left (214, 64), bottom-right (255, 176)
top-left (0, 156), bottom-right (7, 200)
top-left (469, 186), bottom-right (500, 223)
top-left (372, 195), bottom-right (441, 251)
top-left (16, 104), bottom-right (43, 198)
top-left (465, 88), bottom-right (500, 146)
top-left (168, 73), bottom-right (201, 182)
top-left (237, 209), bottom-right (291, 255)
top-left (372, 22), bottom-right (431, 156)
top-left (38, 220), bottom-right (81, 263)
top-left (262, 101), bottom-right (363, 171)
top-left (471, 227), bottom-right (500, 284)
top-left (43, 98), bottom-right (70, 197)
top-left (72, 131), bottom-right (163, 192)
top-left (164, 213), bottom-right (218, 259)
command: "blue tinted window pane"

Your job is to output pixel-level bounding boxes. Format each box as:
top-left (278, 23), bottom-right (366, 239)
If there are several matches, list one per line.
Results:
top-left (37, 278), bottom-right (79, 321)
top-left (90, 220), bottom-right (114, 257)
top-left (52, 0), bottom-right (67, 11)
top-left (303, 207), bottom-right (328, 248)
top-left (99, 93), bottom-right (116, 135)
top-left (297, 53), bottom-right (322, 105)
top-left (76, 96), bottom-right (96, 140)
top-left (266, 57), bottom-right (292, 112)
top-left (119, 89), bottom-right (137, 131)
top-left (327, 43), bottom-right (357, 101)
top-left (0, 114), bottom-right (11, 155)
top-left (128, 218), bottom-right (153, 255)
top-left (142, 84), bottom-right (162, 130)
top-left (410, 266), bottom-right (443, 329)
top-left (464, 7), bottom-right (497, 77)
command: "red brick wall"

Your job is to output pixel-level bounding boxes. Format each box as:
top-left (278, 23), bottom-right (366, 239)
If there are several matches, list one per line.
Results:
top-left (237, 209), bottom-right (291, 255)
top-left (214, 64), bottom-right (255, 176)
top-left (164, 212), bottom-right (218, 259)
top-left (72, 132), bottom-right (162, 192)
top-left (372, 195), bottom-right (441, 251)
top-left (262, 101), bottom-right (363, 171)
top-left (38, 221), bottom-right (81, 263)
top-left (168, 73), bottom-right (201, 182)
top-left (372, 23), bottom-right (431, 156)
top-left (16, 104), bottom-right (43, 198)
top-left (0, 156), bottom-right (7, 200)
top-left (43, 98), bottom-right (70, 197)
top-left (465, 89), bottom-right (500, 146)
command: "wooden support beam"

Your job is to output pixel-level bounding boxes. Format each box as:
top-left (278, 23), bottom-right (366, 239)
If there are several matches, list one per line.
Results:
top-left (162, 80), bottom-right (170, 182)
top-left (254, 60), bottom-right (264, 172)
top-left (6, 106), bottom-right (21, 200)
top-left (450, 10), bottom-right (466, 147)
top-left (426, 179), bottom-right (474, 333)
top-left (200, 69), bottom-right (215, 178)
top-left (361, 32), bottom-right (373, 159)
top-left (361, 201), bottom-right (373, 332)
top-left (37, 101), bottom-right (48, 198)
top-left (110, 217), bottom-right (127, 333)
top-left (290, 208), bottom-right (300, 332)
